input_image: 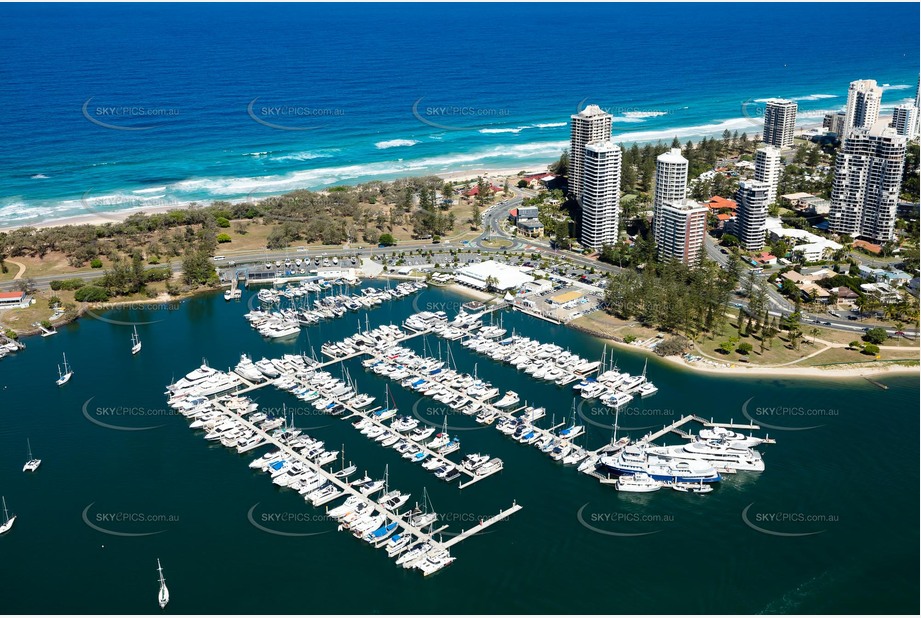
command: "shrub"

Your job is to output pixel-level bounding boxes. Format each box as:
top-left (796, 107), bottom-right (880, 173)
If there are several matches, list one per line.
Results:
top-left (849, 340), bottom-right (861, 349)
top-left (215, 217), bottom-right (231, 228)
top-left (90, 258), bottom-right (103, 268)
top-left (863, 327), bottom-right (888, 345)
top-left (74, 285), bottom-right (110, 302)
top-left (50, 279), bottom-right (86, 291)
top-left (623, 335), bottom-right (637, 344)
top-left (862, 343), bottom-right (880, 356)
top-left (737, 342), bottom-right (753, 355)
top-left (217, 233), bottom-right (232, 243)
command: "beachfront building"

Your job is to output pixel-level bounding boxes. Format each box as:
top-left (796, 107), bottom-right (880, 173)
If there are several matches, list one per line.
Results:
top-left (735, 180), bottom-right (770, 251)
top-left (843, 79), bottom-right (882, 137)
top-left (653, 199), bottom-right (707, 265)
top-left (890, 104), bottom-right (918, 140)
top-left (569, 104), bottom-right (613, 200)
top-left (823, 111), bottom-right (846, 136)
top-left (829, 120), bottom-right (907, 243)
top-left (578, 140), bottom-right (621, 250)
top-left (754, 145), bottom-right (782, 206)
top-left (652, 148), bottom-right (688, 220)
top-left (762, 99), bottom-right (797, 148)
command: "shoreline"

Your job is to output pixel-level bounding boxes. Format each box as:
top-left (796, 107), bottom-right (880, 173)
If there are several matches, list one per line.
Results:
top-left (0, 116), bottom-right (841, 234)
top-left (569, 321), bottom-right (920, 381)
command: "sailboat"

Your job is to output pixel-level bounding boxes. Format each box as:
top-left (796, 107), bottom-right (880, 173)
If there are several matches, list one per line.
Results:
top-left (157, 558), bottom-right (169, 609)
top-left (56, 353), bottom-right (73, 386)
top-left (23, 438), bottom-right (41, 472)
top-left (333, 444), bottom-right (357, 478)
top-left (0, 496), bottom-right (16, 535)
top-left (131, 326), bottom-right (142, 355)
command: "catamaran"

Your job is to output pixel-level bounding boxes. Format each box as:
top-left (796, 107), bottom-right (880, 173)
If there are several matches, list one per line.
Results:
top-left (131, 326), bottom-right (142, 355)
top-left (157, 558), bottom-right (169, 609)
top-left (56, 352), bottom-right (73, 386)
top-left (0, 496), bottom-right (15, 535)
top-left (23, 438), bottom-right (41, 472)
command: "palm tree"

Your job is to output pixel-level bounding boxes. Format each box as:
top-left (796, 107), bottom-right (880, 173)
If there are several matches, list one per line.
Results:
top-left (484, 275), bottom-right (499, 293)
top-left (810, 327), bottom-right (820, 344)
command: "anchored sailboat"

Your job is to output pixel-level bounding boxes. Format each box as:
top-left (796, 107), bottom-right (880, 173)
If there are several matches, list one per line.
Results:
top-left (0, 496), bottom-right (16, 535)
top-left (56, 353), bottom-right (73, 386)
top-left (131, 326), bottom-right (142, 355)
top-left (23, 438), bottom-right (41, 472)
top-left (157, 558), bottom-right (169, 609)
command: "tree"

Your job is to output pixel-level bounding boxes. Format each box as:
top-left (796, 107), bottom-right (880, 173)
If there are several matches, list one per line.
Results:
top-left (863, 327), bottom-right (888, 345)
top-left (485, 275), bottom-right (499, 292)
top-left (737, 342), bottom-right (753, 355)
top-left (862, 343), bottom-right (880, 356)
top-left (549, 149), bottom-right (570, 177)
top-left (719, 340), bottom-right (735, 354)
top-left (470, 204), bottom-right (482, 229)
top-left (378, 233), bottom-right (396, 247)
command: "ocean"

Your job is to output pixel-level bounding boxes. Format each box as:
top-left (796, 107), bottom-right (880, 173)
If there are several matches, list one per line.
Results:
top-left (0, 285), bottom-right (918, 613)
top-left (0, 3), bottom-right (918, 226)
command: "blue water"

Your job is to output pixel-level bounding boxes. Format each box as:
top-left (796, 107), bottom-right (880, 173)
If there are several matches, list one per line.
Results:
top-left (1, 3), bottom-right (918, 225)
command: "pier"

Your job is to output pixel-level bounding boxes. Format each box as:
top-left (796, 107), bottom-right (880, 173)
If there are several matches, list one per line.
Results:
top-left (441, 502), bottom-right (523, 549)
top-left (205, 397), bottom-right (521, 570)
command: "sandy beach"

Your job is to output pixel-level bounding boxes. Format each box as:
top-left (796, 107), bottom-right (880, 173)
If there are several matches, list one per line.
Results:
top-left (660, 354), bottom-right (919, 379)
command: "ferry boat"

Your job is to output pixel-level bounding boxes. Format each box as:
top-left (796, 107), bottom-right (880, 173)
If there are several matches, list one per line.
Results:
top-left (670, 480), bottom-right (714, 494)
top-left (613, 472), bottom-right (662, 493)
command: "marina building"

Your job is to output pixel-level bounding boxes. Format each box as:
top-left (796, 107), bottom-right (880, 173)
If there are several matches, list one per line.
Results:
top-left (762, 99), bottom-right (797, 148)
top-left (753, 145), bottom-right (782, 206)
top-left (829, 120), bottom-right (908, 243)
top-left (569, 104), bottom-right (613, 200)
top-left (735, 180), bottom-right (771, 251)
top-left (653, 199), bottom-right (707, 265)
top-left (454, 260), bottom-right (534, 292)
top-left (0, 291), bottom-right (30, 309)
top-left (578, 140), bottom-right (622, 250)
top-left (843, 79), bottom-right (882, 137)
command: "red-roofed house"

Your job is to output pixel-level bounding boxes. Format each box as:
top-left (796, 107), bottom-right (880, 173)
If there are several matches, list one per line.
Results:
top-left (706, 196), bottom-right (737, 211)
top-left (754, 252), bottom-right (777, 266)
top-left (0, 291), bottom-right (29, 309)
top-left (464, 184), bottom-right (502, 197)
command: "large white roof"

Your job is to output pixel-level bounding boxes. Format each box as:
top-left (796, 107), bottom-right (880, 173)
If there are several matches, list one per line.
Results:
top-left (455, 260), bottom-right (534, 291)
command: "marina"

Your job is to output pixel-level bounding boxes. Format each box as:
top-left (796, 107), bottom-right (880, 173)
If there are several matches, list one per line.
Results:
top-left (1, 284), bottom-right (916, 614)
